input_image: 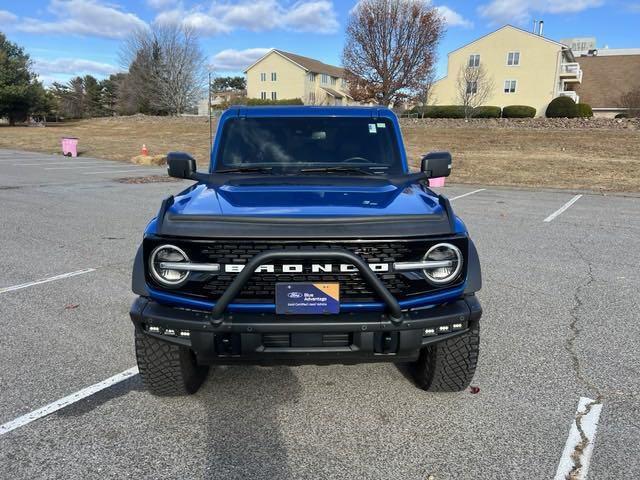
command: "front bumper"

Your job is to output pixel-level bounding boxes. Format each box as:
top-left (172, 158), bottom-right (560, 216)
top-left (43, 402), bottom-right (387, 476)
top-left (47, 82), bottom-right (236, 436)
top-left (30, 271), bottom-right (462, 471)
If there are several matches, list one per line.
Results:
top-left (130, 295), bottom-right (482, 365)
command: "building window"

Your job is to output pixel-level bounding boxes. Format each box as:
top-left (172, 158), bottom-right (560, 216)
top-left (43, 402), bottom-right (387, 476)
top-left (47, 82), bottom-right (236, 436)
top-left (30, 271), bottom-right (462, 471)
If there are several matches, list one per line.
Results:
top-left (466, 81), bottom-right (478, 95)
top-left (321, 74), bottom-right (329, 84)
top-left (307, 73), bottom-right (316, 82)
top-left (507, 52), bottom-right (520, 66)
top-left (271, 91), bottom-right (277, 100)
top-left (468, 54), bottom-right (480, 67)
top-left (341, 78), bottom-right (347, 89)
top-left (271, 72), bottom-right (277, 81)
top-left (260, 73), bottom-right (266, 82)
top-left (261, 91), bottom-right (267, 100)
top-left (330, 77), bottom-right (337, 86)
top-left (504, 80), bottom-right (517, 93)
top-left (308, 91), bottom-right (316, 103)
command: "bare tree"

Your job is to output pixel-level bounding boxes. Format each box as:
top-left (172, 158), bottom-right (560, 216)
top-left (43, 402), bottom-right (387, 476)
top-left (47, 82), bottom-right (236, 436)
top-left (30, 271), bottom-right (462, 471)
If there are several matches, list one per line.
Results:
top-left (120, 24), bottom-right (206, 115)
top-left (342, 0), bottom-right (444, 106)
top-left (619, 87), bottom-right (640, 117)
top-left (456, 64), bottom-right (494, 119)
top-left (412, 68), bottom-right (436, 118)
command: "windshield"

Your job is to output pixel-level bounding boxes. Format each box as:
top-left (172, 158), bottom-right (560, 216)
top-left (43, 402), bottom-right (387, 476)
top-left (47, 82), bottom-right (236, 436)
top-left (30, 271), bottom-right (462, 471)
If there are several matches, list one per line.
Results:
top-left (215, 116), bottom-right (403, 175)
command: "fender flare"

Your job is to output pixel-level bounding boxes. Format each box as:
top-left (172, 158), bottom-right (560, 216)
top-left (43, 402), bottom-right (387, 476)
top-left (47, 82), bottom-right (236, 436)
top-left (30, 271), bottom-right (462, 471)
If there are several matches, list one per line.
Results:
top-left (464, 239), bottom-right (482, 294)
top-left (132, 245), bottom-right (150, 297)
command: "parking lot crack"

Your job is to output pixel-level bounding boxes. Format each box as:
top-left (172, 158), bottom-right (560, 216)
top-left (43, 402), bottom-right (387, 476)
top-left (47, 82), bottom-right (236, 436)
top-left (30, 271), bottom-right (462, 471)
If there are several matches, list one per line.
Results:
top-left (565, 241), bottom-right (604, 479)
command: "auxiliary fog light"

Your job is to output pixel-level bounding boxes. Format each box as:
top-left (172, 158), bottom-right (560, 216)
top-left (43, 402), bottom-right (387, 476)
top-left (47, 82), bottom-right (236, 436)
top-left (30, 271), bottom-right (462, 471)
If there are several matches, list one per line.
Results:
top-left (438, 325), bottom-right (450, 333)
top-left (164, 329), bottom-right (176, 336)
top-left (452, 323), bottom-right (464, 330)
top-left (179, 330), bottom-right (191, 338)
top-left (423, 328), bottom-right (436, 336)
top-left (148, 326), bottom-right (161, 333)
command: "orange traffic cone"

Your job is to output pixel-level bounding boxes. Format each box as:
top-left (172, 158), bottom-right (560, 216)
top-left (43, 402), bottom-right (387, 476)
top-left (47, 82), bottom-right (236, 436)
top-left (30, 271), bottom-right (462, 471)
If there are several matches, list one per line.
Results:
top-left (141, 144), bottom-right (149, 156)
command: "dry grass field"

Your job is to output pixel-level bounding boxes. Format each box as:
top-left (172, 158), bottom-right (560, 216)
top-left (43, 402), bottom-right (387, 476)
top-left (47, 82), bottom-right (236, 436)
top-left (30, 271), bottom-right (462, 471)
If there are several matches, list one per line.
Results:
top-left (1, 115), bottom-right (638, 192)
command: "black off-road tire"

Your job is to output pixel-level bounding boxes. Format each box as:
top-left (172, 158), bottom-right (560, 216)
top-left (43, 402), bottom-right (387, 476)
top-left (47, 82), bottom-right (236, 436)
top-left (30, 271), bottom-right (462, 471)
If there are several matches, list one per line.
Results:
top-left (135, 329), bottom-right (209, 396)
top-left (412, 323), bottom-right (480, 392)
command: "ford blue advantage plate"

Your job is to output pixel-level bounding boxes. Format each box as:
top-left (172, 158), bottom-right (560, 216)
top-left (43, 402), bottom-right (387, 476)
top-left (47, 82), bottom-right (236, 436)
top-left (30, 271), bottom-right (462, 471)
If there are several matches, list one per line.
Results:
top-left (275, 283), bottom-right (340, 314)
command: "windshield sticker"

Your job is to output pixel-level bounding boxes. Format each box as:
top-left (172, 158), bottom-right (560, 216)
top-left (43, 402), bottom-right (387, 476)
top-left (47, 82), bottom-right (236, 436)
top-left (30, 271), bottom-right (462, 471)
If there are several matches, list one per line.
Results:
top-left (376, 123), bottom-right (386, 128)
top-left (368, 123), bottom-right (377, 133)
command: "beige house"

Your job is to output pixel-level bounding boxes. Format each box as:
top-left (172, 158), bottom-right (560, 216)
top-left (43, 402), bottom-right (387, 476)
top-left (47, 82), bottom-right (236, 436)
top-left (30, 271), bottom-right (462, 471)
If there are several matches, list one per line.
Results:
top-left (431, 25), bottom-right (582, 116)
top-left (245, 49), bottom-right (353, 105)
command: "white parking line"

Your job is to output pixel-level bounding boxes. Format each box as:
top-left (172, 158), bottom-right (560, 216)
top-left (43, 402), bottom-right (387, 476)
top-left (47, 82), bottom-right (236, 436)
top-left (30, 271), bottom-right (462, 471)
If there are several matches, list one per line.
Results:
top-left (81, 168), bottom-right (159, 175)
top-left (555, 397), bottom-right (603, 480)
top-left (544, 194), bottom-right (582, 222)
top-left (0, 268), bottom-right (96, 294)
top-left (449, 189), bottom-right (486, 201)
top-left (0, 367), bottom-right (139, 436)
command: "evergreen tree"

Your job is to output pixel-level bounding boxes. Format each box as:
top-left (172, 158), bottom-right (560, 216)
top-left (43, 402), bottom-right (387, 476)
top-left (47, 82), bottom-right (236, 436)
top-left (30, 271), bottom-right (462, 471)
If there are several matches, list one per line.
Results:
top-left (0, 32), bottom-right (49, 125)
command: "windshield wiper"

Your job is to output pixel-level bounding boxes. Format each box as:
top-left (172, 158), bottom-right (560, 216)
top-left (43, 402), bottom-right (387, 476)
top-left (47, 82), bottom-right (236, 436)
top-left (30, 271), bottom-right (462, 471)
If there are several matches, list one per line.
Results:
top-left (299, 166), bottom-right (377, 176)
top-left (215, 166), bottom-right (274, 174)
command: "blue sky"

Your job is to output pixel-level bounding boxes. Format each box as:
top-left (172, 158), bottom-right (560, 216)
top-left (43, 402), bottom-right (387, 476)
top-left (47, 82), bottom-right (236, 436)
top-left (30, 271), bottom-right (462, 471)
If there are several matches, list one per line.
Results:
top-left (1, 0), bottom-right (639, 85)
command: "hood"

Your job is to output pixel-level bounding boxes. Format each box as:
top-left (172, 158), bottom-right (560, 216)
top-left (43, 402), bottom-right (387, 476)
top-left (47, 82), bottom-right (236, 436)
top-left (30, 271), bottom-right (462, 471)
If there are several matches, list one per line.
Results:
top-left (168, 176), bottom-right (444, 218)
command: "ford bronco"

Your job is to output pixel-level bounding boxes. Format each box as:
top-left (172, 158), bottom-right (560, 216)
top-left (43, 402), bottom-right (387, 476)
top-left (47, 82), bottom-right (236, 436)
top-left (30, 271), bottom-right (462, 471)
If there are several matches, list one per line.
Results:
top-left (130, 106), bottom-right (482, 396)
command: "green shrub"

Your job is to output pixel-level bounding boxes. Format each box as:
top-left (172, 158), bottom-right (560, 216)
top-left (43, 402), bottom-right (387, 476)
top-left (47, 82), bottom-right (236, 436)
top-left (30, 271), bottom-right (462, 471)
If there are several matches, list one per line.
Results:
top-left (502, 105), bottom-right (537, 118)
top-left (412, 105), bottom-right (465, 118)
top-left (615, 113), bottom-right (628, 119)
top-left (546, 96), bottom-right (578, 118)
top-left (576, 103), bottom-right (593, 118)
top-left (472, 106), bottom-right (502, 118)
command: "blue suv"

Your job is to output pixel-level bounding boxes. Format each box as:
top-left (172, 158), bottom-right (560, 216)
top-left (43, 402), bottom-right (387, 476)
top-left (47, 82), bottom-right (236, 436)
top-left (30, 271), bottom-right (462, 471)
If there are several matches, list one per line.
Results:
top-left (130, 106), bottom-right (482, 395)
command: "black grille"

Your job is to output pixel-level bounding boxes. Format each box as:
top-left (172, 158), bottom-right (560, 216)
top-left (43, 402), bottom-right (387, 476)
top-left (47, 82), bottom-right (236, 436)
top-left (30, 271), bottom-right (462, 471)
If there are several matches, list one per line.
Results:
top-left (145, 238), bottom-right (467, 303)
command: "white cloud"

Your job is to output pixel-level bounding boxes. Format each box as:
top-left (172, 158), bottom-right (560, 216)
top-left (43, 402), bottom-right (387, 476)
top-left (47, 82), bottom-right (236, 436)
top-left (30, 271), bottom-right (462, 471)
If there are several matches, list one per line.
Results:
top-left (436, 5), bottom-right (472, 27)
top-left (155, 0), bottom-right (339, 36)
top-left (155, 8), bottom-right (231, 35)
top-left (350, 1), bottom-right (470, 29)
top-left (34, 58), bottom-right (120, 77)
top-left (17, 0), bottom-right (148, 39)
top-left (281, 1), bottom-right (339, 33)
top-left (147, 0), bottom-right (178, 9)
top-left (0, 9), bottom-right (18, 23)
top-left (210, 47), bottom-right (272, 72)
top-left (478, 0), bottom-right (603, 25)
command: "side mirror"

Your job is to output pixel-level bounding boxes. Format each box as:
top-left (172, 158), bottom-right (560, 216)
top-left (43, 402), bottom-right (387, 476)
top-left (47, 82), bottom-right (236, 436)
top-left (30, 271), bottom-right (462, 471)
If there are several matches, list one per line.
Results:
top-left (167, 152), bottom-right (198, 180)
top-left (421, 151), bottom-right (452, 178)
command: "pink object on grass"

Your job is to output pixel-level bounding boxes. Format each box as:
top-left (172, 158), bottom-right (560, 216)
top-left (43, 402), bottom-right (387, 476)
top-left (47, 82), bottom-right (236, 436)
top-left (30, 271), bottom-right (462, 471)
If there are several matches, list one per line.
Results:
top-left (429, 177), bottom-right (446, 187)
top-left (61, 137), bottom-right (78, 157)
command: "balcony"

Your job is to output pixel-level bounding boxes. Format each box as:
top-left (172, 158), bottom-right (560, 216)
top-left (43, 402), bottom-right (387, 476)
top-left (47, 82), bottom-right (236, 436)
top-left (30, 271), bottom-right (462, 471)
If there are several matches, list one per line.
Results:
top-left (559, 62), bottom-right (583, 83)
top-left (559, 91), bottom-right (579, 103)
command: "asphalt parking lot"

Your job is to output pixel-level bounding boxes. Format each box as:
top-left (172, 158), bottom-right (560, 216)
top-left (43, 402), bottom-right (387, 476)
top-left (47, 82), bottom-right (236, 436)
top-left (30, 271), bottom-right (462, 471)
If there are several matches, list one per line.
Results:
top-left (1, 149), bottom-right (639, 479)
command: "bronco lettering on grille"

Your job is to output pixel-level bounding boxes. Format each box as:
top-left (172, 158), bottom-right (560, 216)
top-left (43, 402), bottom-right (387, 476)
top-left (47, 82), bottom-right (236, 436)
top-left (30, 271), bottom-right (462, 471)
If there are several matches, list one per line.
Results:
top-left (223, 263), bottom-right (390, 273)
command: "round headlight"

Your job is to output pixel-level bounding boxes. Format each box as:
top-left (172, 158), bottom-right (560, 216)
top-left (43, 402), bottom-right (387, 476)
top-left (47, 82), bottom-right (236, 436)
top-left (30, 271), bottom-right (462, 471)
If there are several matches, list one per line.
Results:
top-left (422, 243), bottom-right (463, 285)
top-left (149, 244), bottom-right (190, 286)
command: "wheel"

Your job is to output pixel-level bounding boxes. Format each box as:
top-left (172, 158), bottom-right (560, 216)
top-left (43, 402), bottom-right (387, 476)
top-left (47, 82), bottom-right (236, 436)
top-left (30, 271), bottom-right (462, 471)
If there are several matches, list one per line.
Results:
top-left (134, 329), bottom-right (209, 396)
top-left (411, 323), bottom-right (480, 392)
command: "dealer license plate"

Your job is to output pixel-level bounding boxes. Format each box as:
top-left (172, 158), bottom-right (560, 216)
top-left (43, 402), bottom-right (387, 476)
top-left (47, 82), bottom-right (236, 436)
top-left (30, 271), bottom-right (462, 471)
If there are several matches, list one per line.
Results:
top-left (275, 283), bottom-right (340, 315)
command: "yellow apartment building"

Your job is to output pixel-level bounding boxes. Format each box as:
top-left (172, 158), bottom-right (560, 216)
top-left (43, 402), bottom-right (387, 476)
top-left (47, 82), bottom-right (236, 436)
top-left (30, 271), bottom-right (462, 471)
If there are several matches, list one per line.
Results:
top-left (431, 25), bottom-right (583, 116)
top-left (245, 49), bottom-right (354, 105)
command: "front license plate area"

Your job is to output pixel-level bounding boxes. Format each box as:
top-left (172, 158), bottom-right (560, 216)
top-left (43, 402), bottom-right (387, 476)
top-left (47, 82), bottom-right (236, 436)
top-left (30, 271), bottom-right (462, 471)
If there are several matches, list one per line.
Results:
top-left (275, 283), bottom-right (340, 315)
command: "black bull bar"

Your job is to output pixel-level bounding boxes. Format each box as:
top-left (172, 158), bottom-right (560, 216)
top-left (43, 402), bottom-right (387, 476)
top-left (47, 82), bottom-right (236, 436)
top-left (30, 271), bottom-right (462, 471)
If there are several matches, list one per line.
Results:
top-left (209, 248), bottom-right (404, 325)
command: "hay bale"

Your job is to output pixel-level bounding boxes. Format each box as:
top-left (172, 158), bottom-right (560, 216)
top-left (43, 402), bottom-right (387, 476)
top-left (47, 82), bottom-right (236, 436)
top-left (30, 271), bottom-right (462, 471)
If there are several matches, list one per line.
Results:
top-left (131, 154), bottom-right (167, 166)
